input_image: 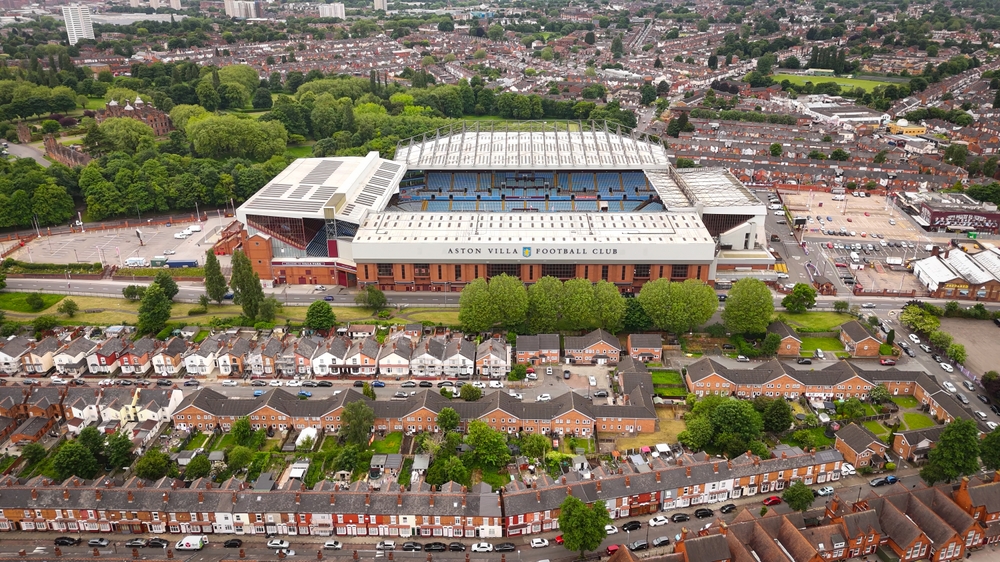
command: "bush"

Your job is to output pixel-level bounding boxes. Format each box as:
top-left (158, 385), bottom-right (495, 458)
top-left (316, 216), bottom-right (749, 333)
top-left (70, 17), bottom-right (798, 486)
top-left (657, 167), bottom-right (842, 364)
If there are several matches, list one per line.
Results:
top-left (25, 293), bottom-right (46, 311)
top-left (705, 323), bottom-right (727, 338)
top-left (885, 462), bottom-right (896, 471)
top-left (188, 307), bottom-right (207, 315)
top-left (879, 343), bottom-right (894, 355)
top-left (857, 465), bottom-right (874, 475)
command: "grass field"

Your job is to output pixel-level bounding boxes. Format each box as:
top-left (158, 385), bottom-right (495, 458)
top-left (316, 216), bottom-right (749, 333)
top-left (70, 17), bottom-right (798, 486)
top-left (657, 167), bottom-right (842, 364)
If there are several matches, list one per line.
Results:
top-left (399, 307), bottom-right (460, 325)
top-left (185, 433), bottom-right (209, 451)
top-left (615, 408), bottom-right (686, 450)
top-left (903, 413), bottom-right (937, 430)
top-left (775, 73), bottom-right (891, 93)
top-left (892, 396), bottom-right (920, 409)
top-left (781, 312), bottom-right (855, 332)
top-left (863, 421), bottom-right (889, 437)
top-left (85, 97), bottom-right (107, 110)
top-left (651, 371), bottom-right (683, 385)
top-left (370, 432), bottom-right (403, 455)
top-left (0, 292), bottom-right (64, 313)
top-left (284, 145), bottom-right (314, 158)
top-left (784, 427), bottom-right (835, 449)
top-left (799, 337), bottom-right (845, 352)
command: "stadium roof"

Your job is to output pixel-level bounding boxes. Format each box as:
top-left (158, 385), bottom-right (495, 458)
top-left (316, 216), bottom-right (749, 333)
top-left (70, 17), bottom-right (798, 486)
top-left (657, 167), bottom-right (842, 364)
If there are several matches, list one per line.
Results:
top-left (394, 121), bottom-right (672, 171)
top-left (236, 153), bottom-right (404, 224)
top-left (645, 168), bottom-right (763, 212)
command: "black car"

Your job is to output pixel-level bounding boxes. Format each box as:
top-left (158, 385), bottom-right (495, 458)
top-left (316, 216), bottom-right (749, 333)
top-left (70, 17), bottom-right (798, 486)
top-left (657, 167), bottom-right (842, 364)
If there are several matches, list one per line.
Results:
top-left (419, 381), bottom-right (433, 387)
top-left (448, 542), bottom-right (466, 551)
top-left (437, 381), bottom-right (454, 387)
top-left (652, 536), bottom-right (671, 548)
top-left (671, 513), bottom-right (690, 523)
top-left (992, 404), bottom-right (1000, 416)
top-left (125, 538), bottom-right (148, 548)
top-left (353, 380), bottom-right (365, 387)
top-left (402, 541), bottom-right (422, 552)
top-left (979, 394), bottom-right (991, 404)
top-left (425, 543), bottom-right (447, 552)
top-left (694, 508), bottom-right (714, 519)
top-left (71, 378), bottom-right (87, 386)
top-left (183, 379), bottom-right (199, 387)
top-left (117, 379), bottom-right (133, 386)
top-left (628, 540), bottom-right (649, 552)
top-left (622, 520), bottom-right (642, 531)
top-left (316, 380), bottom-right (333, 387)
top-left (717, 294), bottom-right (727, 302)
top-left (147, 538), bottom-right (169, 549)
top-left (594, 390), bottom-right (609, 398)
top-left (301, 380), bottom-right (318, 387)
top-left (224, 539), bottom-right (243, 548)
top-left (904, 348), bottom-right (916, 358)
top-left (250, 379), bottom-right (267, 386)
top-left (797, 358), bottom-right (812, 365)
top-left (495, 543), bottom-right (516, 552)
top-left (932, 354), bottom-right (943, 363)
top-left (54, 537), bottom-right (81, 546)
top-left (720, 503), bottom-right (737, 514)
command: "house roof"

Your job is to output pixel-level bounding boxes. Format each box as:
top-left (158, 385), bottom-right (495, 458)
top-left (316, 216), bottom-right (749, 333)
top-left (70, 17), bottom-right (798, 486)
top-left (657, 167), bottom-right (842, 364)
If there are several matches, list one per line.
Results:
top-left (515, 334), bottom-right (560, 353)
top-left (840, 320), bottom-right (877, 343)
top-left (768, 321), bottom-right (801, 342)
top-left (564, 329), bottom-right (620, 352)
top-left (683, 533), bottom-right (731, 562)
top-left (13, 415), bottom-right (51, 436)
top-left (58, 337), bottom-right (97, 358)
top-left (966, 479), bottom-right (1000, 513)
top-left (627, 333), bottom-right (662, 348)
top-left (894, 424), bottom-right (946, 448)
top-left (836, 423), bottom-right (881, 454)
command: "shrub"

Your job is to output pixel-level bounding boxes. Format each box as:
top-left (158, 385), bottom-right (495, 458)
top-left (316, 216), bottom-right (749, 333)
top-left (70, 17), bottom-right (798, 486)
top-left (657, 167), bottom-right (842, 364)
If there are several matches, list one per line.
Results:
top-left (188, 307), bottom-right (207, 315)
top-left (857, 465), bottom-right (874, 475)
top-left (885, 462), bottom-right (897, 471)
top-left (705, 323), bottom-right (727, 338)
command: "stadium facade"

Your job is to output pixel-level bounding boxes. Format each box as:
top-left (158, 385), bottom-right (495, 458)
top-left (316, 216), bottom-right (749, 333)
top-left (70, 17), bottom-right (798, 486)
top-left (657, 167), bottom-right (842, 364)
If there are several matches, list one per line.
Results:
top-left (232, 122), bottom-right (775, 291)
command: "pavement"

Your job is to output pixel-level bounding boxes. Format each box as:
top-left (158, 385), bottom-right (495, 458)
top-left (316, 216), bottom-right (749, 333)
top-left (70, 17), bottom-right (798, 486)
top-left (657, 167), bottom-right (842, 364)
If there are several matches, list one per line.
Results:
top-left (5, 143), bottom-right (49, 168)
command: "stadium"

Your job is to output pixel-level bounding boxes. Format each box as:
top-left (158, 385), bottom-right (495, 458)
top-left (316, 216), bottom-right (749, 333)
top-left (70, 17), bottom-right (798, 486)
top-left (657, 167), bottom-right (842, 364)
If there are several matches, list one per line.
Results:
top-left (232, 121), bottom-right (774, 291)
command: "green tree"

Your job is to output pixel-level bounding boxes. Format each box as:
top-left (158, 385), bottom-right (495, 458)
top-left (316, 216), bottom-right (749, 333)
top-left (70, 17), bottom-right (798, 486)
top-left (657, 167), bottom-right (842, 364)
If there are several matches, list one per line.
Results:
top-left (900, 305), bottom-right (940, 334)
top-left (185, 454), bottom-right (211, 479)
top-left (782, 481), bottom-right (816, 512)
top-left (460, 383), bottom-right (483, 401)
top-left (920, 419), bottom-right (981, 484)
top-left (227, 445), bottom-right (254, 472)
top-left (25, 292), bottom-right (45, 311)
top-left (341, 400), bottom-right (375, 448)
top-left (53, 441), bottom-right (99, 480)
top-left (781, 283), bottom-right (817, 313)
top-left (622, 297), bottom-right (654, 332)
top-left (833, 301), bottom-right (849, 313)
top-left (710, 399), bottom-right (764, 443)
top-left (437, 407), bottom-right (460, 433)
top-left (839, 398), bottom-right (866, 420)
top-left (252, 87), bottom-right (273, 110)
top-left (230, 250), bottom-right (264, 320)
top-left (980, 428), bottom-right (1000, 471)
top-left (195, 81), bottom-right (220, 112)
top-left (354, 285), bottom-right (388, 312)
top-left (153, 270), bottom-right (179, 301)
top-left (561, 278), bottom-right (597, 329)
top-left (593, 280), bottom-right (627, 333)
top-left (86, 117), bottom-right (155, 155)
top-left (458, 278), bottom-right (493, 332)
top-left (708, 54), bottom-right (719, 70)
top-left (487, 24), bottom-right (505, 41)
top-left (78, 426), bottom-right (106, 461)
top-left (57, 298), bottom-right (79, 317)
top-left (257, 297), bottom-right (281, 323)
top-left (135, 449), bottom-right (171, 480)
top-left (558, 495), bottom-right (612, 559)
top-left (637, 278), bottom-right (718, 334)
top-left (137, 283), bottom-right (172, 335)
top-left (362, 382), bottom-right (376, 400)
top-left (763, 398), bottom-right (793, 433)
top-left (526, 276), bottom-right (563, 333)
top-left (983, 370), bottom-right (1000, 397)
top-left (204, 251), bottom-right (228, 304)
top-left (869, 384), bottom-right (891, 404)
top-left (677, 416), bottom-right (714, 451)
top-left (723, 278), bottom-right (775, 334)
top-left (830, 148), bottom-right (851, 161)
top-left (465, 420), bottom-right (510, 467)
top-left (929, 330), bottom-right (953, 350)
top-left (33, 315), bottom-right (59, 334)
top-left (611, 35), bottom-right (624, 57)
top-left (947, 343), bottom-right (967, 364)
top-left (304, 301), bottom-right (337, 331)
top-left (770, 143), bottom-right (783, 157)
top-left (232, 417), bottom-right (252, 448)
top-left (522, 433), bottom-right (552, 459)
top-left (106, 431), bottom-right (134, 470)
top-left (639, 83), bottom-right (657, 105)
top-left (20, 442), bottom-right (46, 466)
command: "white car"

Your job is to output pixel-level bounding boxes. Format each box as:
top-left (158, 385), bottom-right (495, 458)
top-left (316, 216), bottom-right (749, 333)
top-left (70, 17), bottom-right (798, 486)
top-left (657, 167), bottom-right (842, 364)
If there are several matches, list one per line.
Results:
top-left (323, 540), bottom-right (342, 550)
top-left (509, 392), bottom-right (523, 400)
top-left (942, 380), bottom-right (957, 392)
top-left (526, 372), bottom-right (538, 380)
top-left (649, 516), bottom-right (669, 527)
top-left (530, 538), bottom-right (549, 548)
top-left (315, 285), bottom-right (327, 291)
top-left (285, 380), bottom-right (302, 387)
top-left (275, 549), bottom-right (295, 557)
top-left (545, 367), bottom-right (553, 375)
top-left (536, 394), bottom-right (552, 402)
top-left (605, 525), bottom-right (618, 535)
top-left (471, 543), bottom-right (493, 553)
top-left (173, 232), bottom-right (189, 239)
top-left (988, 421), bottom-right (998, 431)
top-left (816, 486), bottom-right (835, 496)
top-left (909, 333), bottom-right (921, 344)
top-left (221, 380), bottom-right (238, 387)
top-left (50, 377), bottom-right (67, 385)
top-left (941, 364), bottom-right (955, 374)
top-left (841, 463), bottom-right (856, 476)
top-left (488, 380), bottom-right (504, 388)
top-left (269, 380), bottom-right (283, 387)
top-left (376, 541), bottom-right (395, 551)
top-left (266, 540), bottom-right (289, 549)
top-left (776, 272), bottom-right (789, 279)
top-left (99, 378), bottom-right (115, 386)
top-left (187, 224), bottom-right (202, 232)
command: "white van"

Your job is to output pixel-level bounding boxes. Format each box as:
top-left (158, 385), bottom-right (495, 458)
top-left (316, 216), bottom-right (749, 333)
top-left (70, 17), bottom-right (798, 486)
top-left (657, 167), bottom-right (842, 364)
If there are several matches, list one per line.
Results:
top-left (773, 210), bottom-right (785, 216)
top-left (832, 195), bottom-right (846, 201)
top-left (124, 257), bottom-right (147, 267)
top-left (175, 536), bottom-right (208, 551)
top-left (850, 251), bottom-right (860, 263)
top-left (769, 204), bottom-right (783, 210)
top-left (187, 224), bottom-right (202, 232)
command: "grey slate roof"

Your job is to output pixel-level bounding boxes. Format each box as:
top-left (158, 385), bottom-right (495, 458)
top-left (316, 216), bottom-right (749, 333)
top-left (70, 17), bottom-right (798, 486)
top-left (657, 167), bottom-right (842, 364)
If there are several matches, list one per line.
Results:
top-left (59, 337), bottom-right (97, 358)
top-left (767, 321), bottom-right (801, 342)
top-left (564, 329), bottom-right (620, 352)
top-left (13, 415), bottom-right (51, 437)
top-left (30, 336), bottom-right (61, 357)
top-left (378, 336), bottom-right (414, 360)
top-left (841, 320), bottom-right (877, 343)
top-left (683, 533), bottom-right (731, 562)
top-left (128, 336), bottom-right (157, 358)
top-left (627, 333), bottom-right (662, 348)
top-left (967, 479), bottom-right (1000, 513)
top-left (836, 423), bottom-right (881, 454)
top-left (515, 334), bottom-right (559, 353)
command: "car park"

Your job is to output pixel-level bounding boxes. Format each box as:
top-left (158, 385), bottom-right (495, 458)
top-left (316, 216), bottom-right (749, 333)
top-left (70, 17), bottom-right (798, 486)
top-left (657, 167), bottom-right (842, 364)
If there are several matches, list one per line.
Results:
top-left (762, 496), bottom-right (782, 506)
top-left (531, 539), bottom-right (549, 548)
top-left (267, 540), bottom-right (290, 549)
top-left (653, 536), bottom-right (671, 547)
top-left (224, 539), bottom-right (243, 548)
top-left (323, 541), bottom-right (342, 550)
top-left (622, 520), bottom-right (642, 531)
top-left (649, 516), bottom-right (669, 526)
top-left (695, 508), bottom-right (714, 519)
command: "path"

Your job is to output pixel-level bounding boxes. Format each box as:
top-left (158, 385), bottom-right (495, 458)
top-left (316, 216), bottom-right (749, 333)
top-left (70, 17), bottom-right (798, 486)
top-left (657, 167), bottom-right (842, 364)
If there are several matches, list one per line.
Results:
top-left (6, 143), bottom-right (49, 167)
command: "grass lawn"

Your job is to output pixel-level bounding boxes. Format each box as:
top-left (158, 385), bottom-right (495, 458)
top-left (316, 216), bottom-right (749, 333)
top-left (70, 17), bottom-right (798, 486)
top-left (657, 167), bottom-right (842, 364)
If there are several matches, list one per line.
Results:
top-left (903, 413), bottom-right (937, 430)
top-left (468, 461), bottom-right (510, 490)
top-left (651, 371), bottom-right (683, 385)
top-left (0, 292), bottom-right (64, 313)
top-left (370, 432), bottom-right (403, 455)
top-left (185, 433), bottom-right (210, 450)
top-left (799, 337), bottom-right (845, 352)
top-left (85, 97), bottom-right (107, 110)
top-left (559, 436), bottom-right (595, 455)
top-left (398, 307), bottom-right (460, 325)
top-left (321, 435), bottom-right (340, 452)
top-left (892, 396), bottom-right (920, 409)
top-left (655, 387), bottom-right (689, 397)
top-left (284, 145), bottom-right (314, 158)
top-left (264, 438), bottom-right (282, 452)
top-left (784, 427), bottom-right (835, 449)
top-left (781, 312), bottom-right (855, 332)
top-left (774, 73), bottom-right (891, 92)
top-left (862, 403), bottom-right (880, 417)
top-left (863, 421), bottom-right (889, 437)
top-left (790, 401), bottom-right (809, 416)
top-left (24, 444), bottom-right (62, 479)
top-left (212, 434), bottom-right (235, 451)
top-left (193, 330), bottom-right (210, 343)
top-left (615, 409), bottom-right (687, 450)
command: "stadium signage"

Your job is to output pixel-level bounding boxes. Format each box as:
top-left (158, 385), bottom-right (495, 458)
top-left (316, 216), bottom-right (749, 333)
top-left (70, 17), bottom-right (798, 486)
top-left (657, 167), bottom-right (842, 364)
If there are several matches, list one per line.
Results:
top-left (446, 246), bottom-right (619, 256)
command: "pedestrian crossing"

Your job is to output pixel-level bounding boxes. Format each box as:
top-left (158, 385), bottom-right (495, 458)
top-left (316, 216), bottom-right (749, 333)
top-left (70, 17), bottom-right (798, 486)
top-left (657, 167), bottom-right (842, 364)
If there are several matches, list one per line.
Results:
top-left (774, 263), bottom-right (788, 273)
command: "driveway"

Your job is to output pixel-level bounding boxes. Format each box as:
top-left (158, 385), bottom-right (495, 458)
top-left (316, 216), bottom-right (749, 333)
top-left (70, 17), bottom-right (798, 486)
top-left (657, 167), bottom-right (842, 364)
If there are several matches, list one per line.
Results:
top-left (6, 143), bottom-right (49, 167)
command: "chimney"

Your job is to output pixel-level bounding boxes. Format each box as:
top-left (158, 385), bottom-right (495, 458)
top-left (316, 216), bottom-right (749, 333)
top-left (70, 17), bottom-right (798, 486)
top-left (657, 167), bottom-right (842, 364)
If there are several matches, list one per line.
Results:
top-left (31, 489), bottom-right (37, 500)
top-left (105, 479), bottom-right (112, 489)
top-left (295, 493), bottom-right (300, 504)
top-left (532, 481), bottom-right (536, 490)
top-left (330, 494), bottom-right (336, 505)
top-left (720, 523), bottom-right (728, 536)
top-left (561, 477), bottom-right (566, 485)
top-left (95, 490), bottom-right (101, 501)
top-left (626, 476), bottom-right (631, 488)
top-left (462, 494), bottom-right (466, 508)
top-left (429, 495), bottom-right (434, 507)
top-left (63, 489), bottom-right (69, 500)
top-left (728, 460), bottom-right (732, 470)
top-left (233, 493), bottom-right (238, 504)
top-left (365, 493), bottom-right (370, 507)
top-left (713, 463), bottom-right (718, 474)
top-left (753, 455), bottom-right (760, 467)
top-left (655, 472), bottom-right (661, 484)
top-left (73, 478), bottom-right (80, 487)
top-left (944, 249), bottom-right (950, 259)
top-left (960, 477), bottom-right (970, 491)
top-left (497, 495), bottom-right (501, 509)
top-left (676, 458), bottom-right (682, 466)
top-left (138, 480), bottom-right (144, 489)
top-left (566, 485), bottom-right (572, 496)
top-left (830, 497), bottom-right (839, 513)
top-left (206, 482), bottom-right (213, 490)
top-left (198, 492), bottom-right (204, 503)
top-left (128, 491), bottom-right (134, 503)
top-left (993, 470), bottom-right (1000, 484)
top-left (781, 451), bottom-right (787, 460)
top-left (397, 494), bottom-right (403, 507)
top-left (597, 480), bottom-right (602, 493)
top-left (536, 491), bottom-right (541, 503)
top-left (171, 480), bottom-right (178, 490)
top-left (686, 467), bottom-right (692, 478)
top-left (811, 448), bottom-right (816, 458)
top-left (163, 492), bottom-right (169, 502)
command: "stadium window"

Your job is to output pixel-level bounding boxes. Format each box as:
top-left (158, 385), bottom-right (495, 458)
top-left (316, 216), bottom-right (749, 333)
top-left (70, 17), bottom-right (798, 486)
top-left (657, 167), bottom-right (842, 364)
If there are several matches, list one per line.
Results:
top-left (364, 265), bottom-right (369, 279)
top-left (671, 264), bottom-right (687, 279)
top-left (634, 265), bottom-right (651, 278)
top-left (488, 263), bottom-right (520, 277)
top-left (305, 270), bottom-right (311, 275)
top-left (455, 265), bottom-right (462, 280)
top-left (697, 265), bottom-right (703, 279)
top-left (659, 266), bottom-right (664, 278)
top-left (529, 265), bottom-right (533, 279)
top-left (474, 265), bottom-right (479, 278)
top-left (414, 263), bottom-right (429, 276)
top-left (541, 264), bottom-right (575, 280)
top-left (377, 264), bottom-right (393, 276)
top-left (602, 265), bottom-right (609, 281)
top-left (584, 265), bottom-right (589, 278)
top-left (401, 266), bottom-right (406, 280)
top-left (621, 266), bottom-right (626, 279)
top-left (437, 265), bottom-right (442, 279)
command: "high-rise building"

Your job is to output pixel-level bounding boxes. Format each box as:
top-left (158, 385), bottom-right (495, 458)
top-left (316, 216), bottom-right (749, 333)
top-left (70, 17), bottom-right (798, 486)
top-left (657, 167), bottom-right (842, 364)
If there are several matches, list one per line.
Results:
top-left (373, 0), bottom-right (386, 11)
top-left (169, 0), bottom-right (181, 9)
top-left (318, 2), bottom-right (345, 18)
top-left (224, 0), bottom-right (256, 18)
top-left (128, 0), bottom-right (140, 7)
top-left (149, 0), bottom-right (160, 8)
top-left (61, 4), bottom-right (94, 46)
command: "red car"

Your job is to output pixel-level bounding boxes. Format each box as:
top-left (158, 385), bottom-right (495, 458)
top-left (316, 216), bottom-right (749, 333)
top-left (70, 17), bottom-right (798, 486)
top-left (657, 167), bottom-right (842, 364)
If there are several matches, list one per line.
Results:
top-left (555, 535), bottom-right (563, 545)
top-left (763, 496), bottom-right (782, 506)
top-left (880, 358), bottom-right (896, 366)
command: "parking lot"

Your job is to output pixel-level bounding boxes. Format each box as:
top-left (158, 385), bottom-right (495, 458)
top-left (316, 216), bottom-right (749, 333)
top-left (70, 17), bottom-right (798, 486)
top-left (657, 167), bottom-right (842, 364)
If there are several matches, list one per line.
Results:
top-left (939, 318), bottom-right (1000, 379)
top-left (780, 190), bottom-right (934, 244)
top-left (806, 240), bottom-right (929, 293)
top-left (15, 216), bottom-right (232, 266)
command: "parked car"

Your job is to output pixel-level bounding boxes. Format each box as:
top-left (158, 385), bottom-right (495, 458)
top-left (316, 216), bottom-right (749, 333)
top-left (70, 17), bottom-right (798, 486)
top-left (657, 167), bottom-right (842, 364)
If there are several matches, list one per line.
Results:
top-left (694, 508), bottom-right (714, 519)
top-left (841, 463), bottom-right (856, 475)
top-left (909, 334), bottom-right (921, 344)
top-left (956, 393), bottom-right (970, 405)
top-left (402, 541), bottom-right (422, 551)
top-left (796, 358), bottom-right (812, 365)
top-left (904, 348), bottom-right (916, 358)
top-left (649, 516), bottom-right (669, 526)
top-left (353, 380), bottom-right (365, 387)
top-left (980, 394), bottom-right (992, 404)
top-left (605, 525), bottom-right (618, 535)
top-left (401, 381), bottom-right (416, 388)
top-left (762, 496), bottom-right (782, 506)
top-left (54, 537), bottom-right (81, 546)
top-left (880, 359), bottom-right (896, 366)
top-left (920, 344), bottom-right (932, 353)
top-left (316, 380), bottom-right (333, 387)
top-left (250, 380), bottom-right (267, 387)
top-left (301, 380), bottom-right (318, 387)
top-left (653, 536), bottom-right (671, 548)
top-left (670, 513), bottom-right (690, 523)
top-left (266, 540), bottom-right (290, 549)
top-left (622, 520), bottom-right (642, 531)
top-left (372, 381), bottom-right (386, 387)
top-left (629, 540), bottom-right (649, 552)
top-left (221, 380), bottom-right (238, 387)
top-left (375, 541), bottom-right (395, 551)
top-left (448, 542), bottom-right (466, 551)
top-left (989, 422), bottom-right (999, 431)
top-left (536, 394), bottom-right (552, 402)
top-left (125, 538), bottom-right (149, 548)
top-left (147, 538), bottom-right (169, 549)
top-left (606, 545), bottom-right (621, 556)
top-left (720, 503), bottom-right (737, 514)
top-left (594, 390), bottom-right (609, 398)
top-left (424, 543), bottom-right (447, 552)
top-left (869, 475), bottom-right (899, 487)
top-left (963, 380), bottom-right (976, 392)
top-left (323, 541), bottom-right (342, 550)
top-left (437, 381), bottom-right (454, 387)
top-left (495, 543), bottom-right (516, 552)
top-left (275, 549), bottom-right (295, 557)
top-left (530, 538), bottom-right (549, 548)
top-left (816, 486), bottom-right (835, 496)
top-left (224, 539), bottom-right (243, 548)
top-left (88, 539), bottom-right (110, 548)
top-left (736, 355), bottom-right (750, 362)
top-left (942, 380), bottom-right (957, 392)
top-left (297, 391), bottom-right (312, 398)
top-left (471, 543), bottom-right (493, 553)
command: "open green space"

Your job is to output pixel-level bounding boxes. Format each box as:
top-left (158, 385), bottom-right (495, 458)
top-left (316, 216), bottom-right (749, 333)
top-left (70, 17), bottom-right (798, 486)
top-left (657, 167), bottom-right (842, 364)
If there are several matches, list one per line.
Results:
top-left (651, 371), bottom-right (683, 385)
top-left (615, 410), bottom-right (686, 451)
top-left (184, 433), bottom-right (209, 451)
top-left (784, 427), bottom-right (835, 449)
top-left (781, 312), bottom-right (854, 332)
top-left (863, 421), bottom-right (890, 439)
top-left (799, 337), bottom-right (845, 352)
top-left (775, 73), bottom-right (892, 92)
top-left (284, 145), bottom-right (314, 158)
top-left (0, 292), bottom-right (64, 313)
top-left (655, 387), bottom-right (689, 397)
top-left (558, 435), bottom-right (595, 455)
top-left (370, 432), bottom-right (403, 455)
top-left (892, 396), bottom-right (920, 409)
top-left (467, 459), bottom-right (509, 490)
top-left (212, 434), bottom-right (235, 451)
top-left (22, 441), bottom-right (63, 479)
top-left (903, 413), bottom-right (937, 430)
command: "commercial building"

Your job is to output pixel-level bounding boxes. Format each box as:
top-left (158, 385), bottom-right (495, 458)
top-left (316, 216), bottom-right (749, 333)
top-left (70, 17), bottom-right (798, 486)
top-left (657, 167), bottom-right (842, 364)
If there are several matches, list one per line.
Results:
top-left (231, 122), bottom-right (772, 291)
top-left (318, 2), bottom-right (345, 18)
top-left (373, 0), bottom-right (387, 10)
top-left (223, 0), bottom-right (257, 18)
top-left (897, 191), bottom-right (1000, 235)
top-left (61, 4), bottom-right (94, 46)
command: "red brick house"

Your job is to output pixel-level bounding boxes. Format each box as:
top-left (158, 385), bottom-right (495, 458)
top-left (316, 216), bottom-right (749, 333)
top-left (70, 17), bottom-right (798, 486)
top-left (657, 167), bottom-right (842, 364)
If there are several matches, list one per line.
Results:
top-left (768, 321), bottom-right (802, 357)
top-left (835, 423), bottom-right (888, 468)
top-left (626, 334), bottom-right (662, 362)
top-left (564, 329), bottom-right (621, 365)
top-left (839, 321), bottom-right (881, 358)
